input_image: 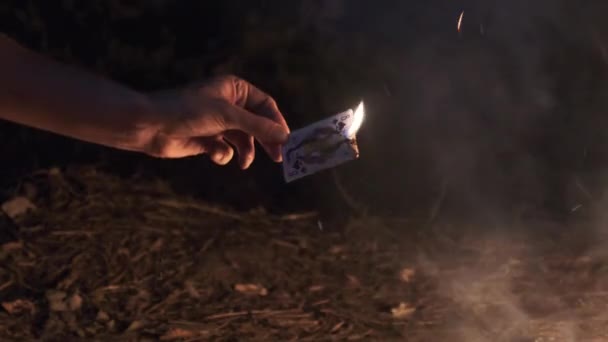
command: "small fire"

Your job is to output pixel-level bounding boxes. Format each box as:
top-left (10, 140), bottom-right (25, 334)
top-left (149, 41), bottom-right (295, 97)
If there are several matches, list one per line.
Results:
top-left (457, 11), bottom-right (464, 33)
top-left (347, 101), bottom-right (365, 137)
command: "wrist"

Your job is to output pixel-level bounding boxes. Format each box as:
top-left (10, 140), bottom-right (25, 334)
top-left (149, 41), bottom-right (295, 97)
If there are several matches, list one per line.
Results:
top-left (118, 92), bottom-right (165, 154)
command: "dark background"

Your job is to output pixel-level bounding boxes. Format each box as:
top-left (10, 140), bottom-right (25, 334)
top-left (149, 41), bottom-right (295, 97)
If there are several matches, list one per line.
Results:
top-left (2, 0), bottom-right (608, 221)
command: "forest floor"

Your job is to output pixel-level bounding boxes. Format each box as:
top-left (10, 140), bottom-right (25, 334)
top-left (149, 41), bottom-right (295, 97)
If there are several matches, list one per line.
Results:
top-left (2, 166), bottom-right (608, 341)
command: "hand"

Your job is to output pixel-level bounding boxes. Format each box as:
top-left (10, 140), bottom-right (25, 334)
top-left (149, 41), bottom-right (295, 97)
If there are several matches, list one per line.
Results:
top-left (145, 75), bottom-right (290, 169)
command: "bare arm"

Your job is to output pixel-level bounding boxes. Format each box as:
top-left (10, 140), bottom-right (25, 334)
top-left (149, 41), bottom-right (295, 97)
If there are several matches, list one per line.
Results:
top-left (0, 34), bottom-right (289, 168)
top-left (0, 33), bottom-right (157, 152)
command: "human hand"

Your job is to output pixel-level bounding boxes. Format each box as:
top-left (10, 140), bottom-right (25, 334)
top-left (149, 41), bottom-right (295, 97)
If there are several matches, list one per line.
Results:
top-left (144, 75), bottom-right (290, 169)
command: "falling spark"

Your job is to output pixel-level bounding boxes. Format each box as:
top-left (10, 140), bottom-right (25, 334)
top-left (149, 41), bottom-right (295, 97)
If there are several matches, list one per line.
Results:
top-left (347, 101), bottom-right (365, 137)
top-left (457, 11), bottom-right (464, 33)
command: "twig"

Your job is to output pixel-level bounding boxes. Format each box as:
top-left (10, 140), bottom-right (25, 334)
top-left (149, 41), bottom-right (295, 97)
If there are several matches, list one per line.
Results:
top-left (50, 230), bottom-right (96, 237)
top-left (203, 309), bottom-right (304, 321)
top-left (145, 289), bottom-right (184, 314)
top-left (156, 199), bottom-right (246, 222)
top-left (0, 278), bottom-right (14, 292)
top-left (275, 212), bottom-right (318, 221)
top-left (94, 284), bottom-right (137, 293)
top-left (199, 236), bottom-right (216, 254)
top-left (311, 299), bottom-right (330, 306)
top-left (330, 321), bottom-right (345, 333)
top-left (272, 239), bottom-right (300, 251)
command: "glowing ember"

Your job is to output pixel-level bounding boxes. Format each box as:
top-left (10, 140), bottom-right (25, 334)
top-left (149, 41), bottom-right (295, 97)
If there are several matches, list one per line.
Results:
top-left (347, 101), bottom-right (365, 137)
top-left (457, 11), bottom-right (464, 32)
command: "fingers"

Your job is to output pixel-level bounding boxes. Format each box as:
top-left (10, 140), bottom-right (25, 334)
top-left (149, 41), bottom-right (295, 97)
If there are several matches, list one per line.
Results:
top-left (195, 136), bottom-right (234, 165)
top-left (208, 138), bottom-right (234, 165)
top-left (224, 130), bottom-right (255, 169)
top-left (220, 101), bottom-right (287, 162)
top-left (231, 77), bottom-right (289, 163)
top-left (242, 88), bottom-right (288, 162)
top-left (161, 75), bottom-right (290, 164)
top-left (234, 78), bottom-right (289, 131)
top-left (263, 143), bottom-right (283, 163)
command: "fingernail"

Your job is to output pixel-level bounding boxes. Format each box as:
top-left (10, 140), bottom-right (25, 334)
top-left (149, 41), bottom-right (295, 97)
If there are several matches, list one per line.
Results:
top-left (273, 125), bottom-right (289, 143)
top-left (240, 157), bottom-right (248, 169)
top-left (273, 151), bottom-right (283, 163)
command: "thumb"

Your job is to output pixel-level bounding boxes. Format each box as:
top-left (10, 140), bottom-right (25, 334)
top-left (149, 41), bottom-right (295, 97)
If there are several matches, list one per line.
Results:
top-left (222, 103), bottom-right (289, 144)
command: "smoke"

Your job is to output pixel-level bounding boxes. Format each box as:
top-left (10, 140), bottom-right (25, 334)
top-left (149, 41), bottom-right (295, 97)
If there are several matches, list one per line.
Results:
top-left (295, 0), bottom-right (608, 219)
top-left (299, 2), bottom-right (608, 338)
top-left (399, 0), bottom-right (569, 218)
top-left (410, 217), bottom-right (608, 341)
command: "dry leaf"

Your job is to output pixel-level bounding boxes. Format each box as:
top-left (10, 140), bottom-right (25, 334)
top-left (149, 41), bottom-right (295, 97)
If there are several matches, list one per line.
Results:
top-left (234, 283), bottom-right (268, 296)
top-left (46, 291), bottom-right (82, 311)
top-left (400, 268), bottom-right (416, 283)
top-left (1, 196), bottom-right (36, 219)
top-left (346, 274), bottom-right (361, 287)
top-left (106, 320), bottom-right (116, 331)
top-left (184, 280), bottom-right (201, 299)
top-left (96, 310), bottom-right (110, 322)
top-left (160, 328), bottom-right (196, 341)
top-left (46, 290), bottom-right (68, 311)
top-left (330, 321), bottom-right (345, 333)
top-left (127, 320), bottom-right (145, 332)
top-left (329, 245), bottom-right (345, 254)
top-left (48, 167), bottom-right (61, 176)
top-left (308, 285), bottom-right (324, 292)
top-left (2, 299), bottom-right (36, 315)
top-left (0, 241), bottom-right (23, 262)
top-left (150, 238), bottom-right (164, 252)
top-left (1, 241), bottom-right (23, 253)
top-left (391, 302), bottom-right (416, 319)
top-left (67, 293), bottom-right (83, 311)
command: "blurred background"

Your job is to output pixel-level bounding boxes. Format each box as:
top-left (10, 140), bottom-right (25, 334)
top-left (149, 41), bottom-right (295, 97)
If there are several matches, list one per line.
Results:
top-left (2, 0), bottom-right (608, 221)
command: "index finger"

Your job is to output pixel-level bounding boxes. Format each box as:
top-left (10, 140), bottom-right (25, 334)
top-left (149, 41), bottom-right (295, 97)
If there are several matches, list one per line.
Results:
top-left (233, 78), bottom-right (290, 132)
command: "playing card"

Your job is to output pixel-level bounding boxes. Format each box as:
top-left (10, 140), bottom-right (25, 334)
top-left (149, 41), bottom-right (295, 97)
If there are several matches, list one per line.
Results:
top-left (282, 106), bottom-right (362, 183)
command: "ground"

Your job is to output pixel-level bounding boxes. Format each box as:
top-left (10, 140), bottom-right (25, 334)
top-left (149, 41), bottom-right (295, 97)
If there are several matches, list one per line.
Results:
top-left (2, 166), bottom-right (608, 341)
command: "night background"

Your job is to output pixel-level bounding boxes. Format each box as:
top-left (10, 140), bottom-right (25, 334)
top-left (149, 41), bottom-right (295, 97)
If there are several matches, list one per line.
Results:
top-left (2, 0), bottom-right (608, 340)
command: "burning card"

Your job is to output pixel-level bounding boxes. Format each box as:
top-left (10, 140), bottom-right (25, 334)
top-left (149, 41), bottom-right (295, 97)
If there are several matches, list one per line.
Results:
top-left (282, 101), bottom-right (364, 183)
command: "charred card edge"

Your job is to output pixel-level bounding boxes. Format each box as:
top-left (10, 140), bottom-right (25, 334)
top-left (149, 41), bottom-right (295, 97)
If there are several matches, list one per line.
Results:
top-left (349, 136), bottom-right (361, 159)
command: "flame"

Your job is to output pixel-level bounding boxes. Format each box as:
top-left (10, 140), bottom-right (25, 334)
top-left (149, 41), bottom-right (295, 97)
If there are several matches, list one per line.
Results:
top-left (347, 101), bottom-right (365, 137)
top-left (457, 11), bottom-right (464, 32)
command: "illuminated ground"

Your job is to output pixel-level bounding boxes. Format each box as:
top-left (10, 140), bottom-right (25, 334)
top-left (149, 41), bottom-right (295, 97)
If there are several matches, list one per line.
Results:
top-left (2, 167), bottom-right (608, 341)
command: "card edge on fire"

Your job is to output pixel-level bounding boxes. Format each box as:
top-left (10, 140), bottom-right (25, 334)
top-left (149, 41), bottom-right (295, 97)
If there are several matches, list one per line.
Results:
top-left (282, 108), bottom-right (359, 183)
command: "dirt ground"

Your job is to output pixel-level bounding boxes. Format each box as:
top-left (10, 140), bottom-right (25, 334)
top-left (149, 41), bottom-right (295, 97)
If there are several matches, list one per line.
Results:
top-left (1, 166), bottom-right (608, 341)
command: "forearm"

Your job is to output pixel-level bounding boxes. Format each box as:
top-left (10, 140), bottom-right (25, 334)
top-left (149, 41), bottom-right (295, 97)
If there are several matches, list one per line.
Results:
top-left (0, 34), bottom-right (159, 152)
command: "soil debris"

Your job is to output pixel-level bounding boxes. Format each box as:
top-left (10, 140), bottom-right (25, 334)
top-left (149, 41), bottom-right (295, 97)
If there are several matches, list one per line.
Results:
top-left (0, 166), bottom-right (607, 340)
